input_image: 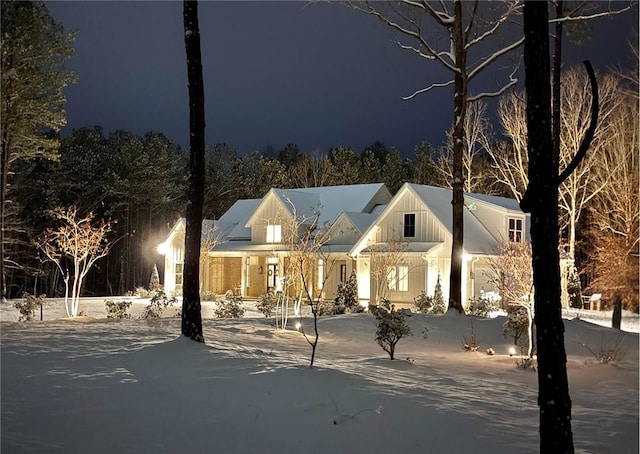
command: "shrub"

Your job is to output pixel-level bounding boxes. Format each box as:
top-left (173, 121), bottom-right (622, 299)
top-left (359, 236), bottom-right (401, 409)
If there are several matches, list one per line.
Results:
top-left (370, 299), bottom-right (412, 360)
top-left (200, 290), bottom-right (217, 302)
top-left (256, 291), bottom-right (277, 317)
top-left (104, 300), bottom-right (132, 319)
top-left (567, 266), bottom-right (583, 309)
top-left (14, 293), bottom-right (46, 321)
top-left (414, 275), bottom-right (446, 314)
top-left (503, 305), bottom-right (529, 347)
top-left (333, 271), bottom-right (363, 314)
top-left (316, 300), bottom-right (339, 316)
top-left (214, 290), bottom-right (245, 318)
top-left (149, 264), bottom-right (161, 291)
top-left (467, 296), bottom-right (500, 318)
top-left (583, 333), bottom-right (627, 365)
top-left (140, 289), bottom-right (177, 318)
top-left (135, 286), bottom-right (151, 298)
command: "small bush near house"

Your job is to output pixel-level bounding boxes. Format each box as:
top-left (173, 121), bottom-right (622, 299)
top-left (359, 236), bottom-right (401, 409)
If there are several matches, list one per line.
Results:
top-left (135, 287), bottom-right (151, 298)
top-left (214, 290), bottom-right (245, 318)
top-left (14, 293), bottom-right (46, 321)
top-left (140, 289), bottom-right (177, 318)
top-left (503, 305), bottom-right (529, 347)
top-left (333, 271), bottom-right (363, 314)
top-left (105, 300), bottom-right (132, 319)
top-left (567, 266), bottom-right (583, 309)
top-left (200, 291), bottom-right (217, 302)
top-left (413, 276), bottom-right (446, 315)
top-left (583, 333), bottom-right (627, 365)
top-left (256, 291), bottom-right (277, 317)
top-left (467, 296), bottom-right (500, 318)
top-left (370, 299), bottom-right (412, 360)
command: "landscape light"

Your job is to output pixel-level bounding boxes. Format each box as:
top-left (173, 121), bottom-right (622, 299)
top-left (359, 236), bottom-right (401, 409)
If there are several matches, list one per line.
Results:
top-left (509, 346), bottom-right (516, 357)
top-left (295, 322), bottom-right (302, 332)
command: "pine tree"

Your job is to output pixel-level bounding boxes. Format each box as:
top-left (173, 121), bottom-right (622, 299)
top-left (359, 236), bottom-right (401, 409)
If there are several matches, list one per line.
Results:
top-left (1, 1), bottom-right (76, 298)
top-left (567, 266), bottom-right (582, 309)
top-left (149, 264), bottom-right (160, 291)
top-left (433, 274), bottom-right (446, 314)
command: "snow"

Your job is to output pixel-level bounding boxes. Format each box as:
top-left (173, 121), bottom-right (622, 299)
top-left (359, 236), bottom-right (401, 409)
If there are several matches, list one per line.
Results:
top-left (1, 298), bottom-right (638, 453)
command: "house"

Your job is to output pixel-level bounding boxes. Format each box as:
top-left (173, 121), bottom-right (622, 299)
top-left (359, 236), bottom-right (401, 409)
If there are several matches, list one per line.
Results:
top-left (159, 183), bottom-right (392, 299)
top-left (159, 182), bottom-right (554, 309)
top-left (350, 183), bottom-right (531, 307)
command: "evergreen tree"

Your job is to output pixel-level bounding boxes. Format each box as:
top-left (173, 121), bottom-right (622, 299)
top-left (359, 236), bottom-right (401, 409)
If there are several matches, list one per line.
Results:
top-left (432, 274), bottom-right (446, 314)
top-left (567, 265), bottom-right (582, 309)
top-left (1, 0), bottom-right (76, 297)
top-left (149, 264), bottom-right (160, 291)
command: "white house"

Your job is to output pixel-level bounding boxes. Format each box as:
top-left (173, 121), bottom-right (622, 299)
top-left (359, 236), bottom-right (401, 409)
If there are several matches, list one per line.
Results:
top-left (159, 182), bottom-right (544, 308)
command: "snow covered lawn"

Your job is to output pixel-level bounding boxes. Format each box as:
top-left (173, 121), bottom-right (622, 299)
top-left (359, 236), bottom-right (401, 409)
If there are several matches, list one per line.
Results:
top-left (1, 299), bottom-right (638, 453)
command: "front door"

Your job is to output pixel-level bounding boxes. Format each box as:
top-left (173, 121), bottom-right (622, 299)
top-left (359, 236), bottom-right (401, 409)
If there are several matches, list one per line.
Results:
top-left (267, 263), bottom-right (278, 292)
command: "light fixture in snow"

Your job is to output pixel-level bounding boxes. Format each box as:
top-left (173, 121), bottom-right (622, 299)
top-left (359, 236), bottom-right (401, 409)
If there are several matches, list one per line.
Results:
top-left (509, 346), bottom-right (516, 357)
top-left (295, 322), bottom-right (302, 332)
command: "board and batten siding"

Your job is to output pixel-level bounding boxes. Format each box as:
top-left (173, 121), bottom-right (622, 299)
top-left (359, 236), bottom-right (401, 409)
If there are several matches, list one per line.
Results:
top-left (250, 197), bottom-right (290, 243)
top-left (375, 192), bottom-right (445, 243)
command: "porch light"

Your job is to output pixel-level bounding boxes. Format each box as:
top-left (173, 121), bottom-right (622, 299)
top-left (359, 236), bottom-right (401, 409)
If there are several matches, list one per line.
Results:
top-left (157, 242), bottom-right (169, 255)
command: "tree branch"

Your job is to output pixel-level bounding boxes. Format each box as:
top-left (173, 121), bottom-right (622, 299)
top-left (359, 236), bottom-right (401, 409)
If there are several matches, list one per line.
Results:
top-left (557, 60), bottom-right (598, 184)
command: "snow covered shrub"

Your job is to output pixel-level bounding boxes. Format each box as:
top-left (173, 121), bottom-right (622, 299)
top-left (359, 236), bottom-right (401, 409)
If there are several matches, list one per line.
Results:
top-left (316, 301), bottom-right (340, 316)
top-left (584, 333), bottom-right (627, 365)
top-left (14, 293), bottom-right (46, 321)
top-left (214, 290), bottom-right (245, 318)
top-left (414, 276), bottom-right (446, 314)
top-left (256, 291), bottom-right (277, 317)
top-left (140, 289), bottom-right (177, 318)
top-left (467, 296), bottom-right (500, 318)
top-left (503, 305), bottom-right (529, 347)
top-left (200, 291), bottom-right (217, 301)
top-left (333, 271), bottom-right (362, 314)
top-left (135, 287), bottom-right (151, 298)
top-left (370, 299), bottom-right (412, 360)
top-left (104, 300), bottom-right (132, 319)
top-left (149, 264), bottom-right (161, 291)
top-left (567, 266), bottom-right (583, 309)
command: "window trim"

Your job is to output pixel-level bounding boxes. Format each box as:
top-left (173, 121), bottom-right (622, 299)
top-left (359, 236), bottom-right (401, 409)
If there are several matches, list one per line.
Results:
top-left (387, 265), bottom-right (409, 292)
top-left (266, 224), bottom-right (282, 243)
top-left (403, 213), bottom-right (416, 238)
top-left (508, 217), bottom-right (523, 243)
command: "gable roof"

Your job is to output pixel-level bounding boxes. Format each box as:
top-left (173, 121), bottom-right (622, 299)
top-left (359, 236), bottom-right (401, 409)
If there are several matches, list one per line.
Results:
top-left (215, 199), bottom-right (262, 242)
top-left (245, 183), bottom-right (391, 227)
top-left (352, 183), bottom-right (527, 257)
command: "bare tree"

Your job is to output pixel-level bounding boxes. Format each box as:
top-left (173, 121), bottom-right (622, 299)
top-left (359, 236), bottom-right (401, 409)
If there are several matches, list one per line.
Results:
top-left (491, 66), bottom-right (619, 258)
top-left (486, 241), bottom-right (534, 357)
top-left (367, 237), bottom-right (408, 306)
top-left (280, 201), bottom-right (335, 368)
top-left (520, 0), bottom-right (600, 448)
top-left (587, 78), bottom-right (639, 310)
top-left (437, 100), bottom-right (494, 193)
top-left (289, 152), bottom-right (333, 188)
top-left (182, 0), bottom-right (205, 342)
top-left (36, 206), bottom-right (113, 318)
top-left (347, 0), bottom-right (524, 312)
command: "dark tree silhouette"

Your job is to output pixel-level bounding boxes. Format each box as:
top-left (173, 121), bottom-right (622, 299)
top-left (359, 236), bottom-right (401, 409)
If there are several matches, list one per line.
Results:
top-left (521, 2), bottom-right (598, 452)
top-left (181, 0), bottom-right (205, 342)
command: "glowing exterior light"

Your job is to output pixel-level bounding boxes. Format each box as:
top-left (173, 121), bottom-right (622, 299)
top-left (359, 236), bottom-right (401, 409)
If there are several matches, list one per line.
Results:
top-left (157, 242), bottom-right (169, 255)
top-left (509, 346), bottom-right (516, 357)
top-left (295, 322), bottom-right (302, 332)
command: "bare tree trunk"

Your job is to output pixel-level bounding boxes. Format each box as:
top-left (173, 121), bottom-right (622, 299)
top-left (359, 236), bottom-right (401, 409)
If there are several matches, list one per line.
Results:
top-left (0, 139), bottom-right (8, 300)
top-left (522, 2), bottom-right (574, 452)
top-left (182, 0), bottom-right (205, 342)
top-left (448, 0), bottom-right (466, 313)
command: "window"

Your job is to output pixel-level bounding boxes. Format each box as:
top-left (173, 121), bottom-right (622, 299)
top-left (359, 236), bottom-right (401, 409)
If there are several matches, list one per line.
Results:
top-left (403, 213), bottom-right (416, 238)
top-left (508, 218), bottom-right (523, 243)
top-left (387, 265), bottom-right (409, 292)
top-left (175, 262), bottom-right (184, 291)
top-left (266, 224), bottom-right (281, 243)
top-left (340, 264), bottom-right (347, 283)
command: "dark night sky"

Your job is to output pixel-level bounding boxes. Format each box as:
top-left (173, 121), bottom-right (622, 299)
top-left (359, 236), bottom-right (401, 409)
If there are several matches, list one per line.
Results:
top-left (46, 1), bottom-right (639, 157)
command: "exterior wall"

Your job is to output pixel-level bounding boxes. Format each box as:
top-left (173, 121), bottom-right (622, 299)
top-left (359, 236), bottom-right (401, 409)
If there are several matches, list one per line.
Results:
top-left (376, 192), bottom-right (446, 243)
top-left (163, 226), bottom-right (185, 294)
top-left (328, 217), bottom-right (360, 245)
top-left (203, 257), bottom-right (242, 295)
top-left (470, 203), bottom-right (531, 244)
top-left (250, 197), bottom-right (290, 244)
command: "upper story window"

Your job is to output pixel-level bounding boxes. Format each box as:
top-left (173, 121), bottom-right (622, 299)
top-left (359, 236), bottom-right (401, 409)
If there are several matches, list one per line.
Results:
top-left (403, 213), bottom-right (416, 238)
top-left (266, 224), bottom-right (281, 243)
top-left (508, 218), bottom-right (523, 243)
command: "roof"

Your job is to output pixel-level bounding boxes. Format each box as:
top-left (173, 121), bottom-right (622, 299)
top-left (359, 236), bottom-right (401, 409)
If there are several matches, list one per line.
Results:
top-left (465, 192), bottom-right (523, 212)
top-left (247, 183), bottom-right (391, 227)
top-left (214, 199), bottom-right (262, 242)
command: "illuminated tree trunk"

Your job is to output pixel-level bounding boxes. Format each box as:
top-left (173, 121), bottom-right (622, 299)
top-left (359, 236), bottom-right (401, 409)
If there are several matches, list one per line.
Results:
top-left (182, 0), bottom-right (205, 342)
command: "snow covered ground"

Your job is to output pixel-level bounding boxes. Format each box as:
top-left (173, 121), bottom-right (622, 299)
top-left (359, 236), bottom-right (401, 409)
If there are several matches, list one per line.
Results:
top-left (1, 298), bottom-right (638, 453)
